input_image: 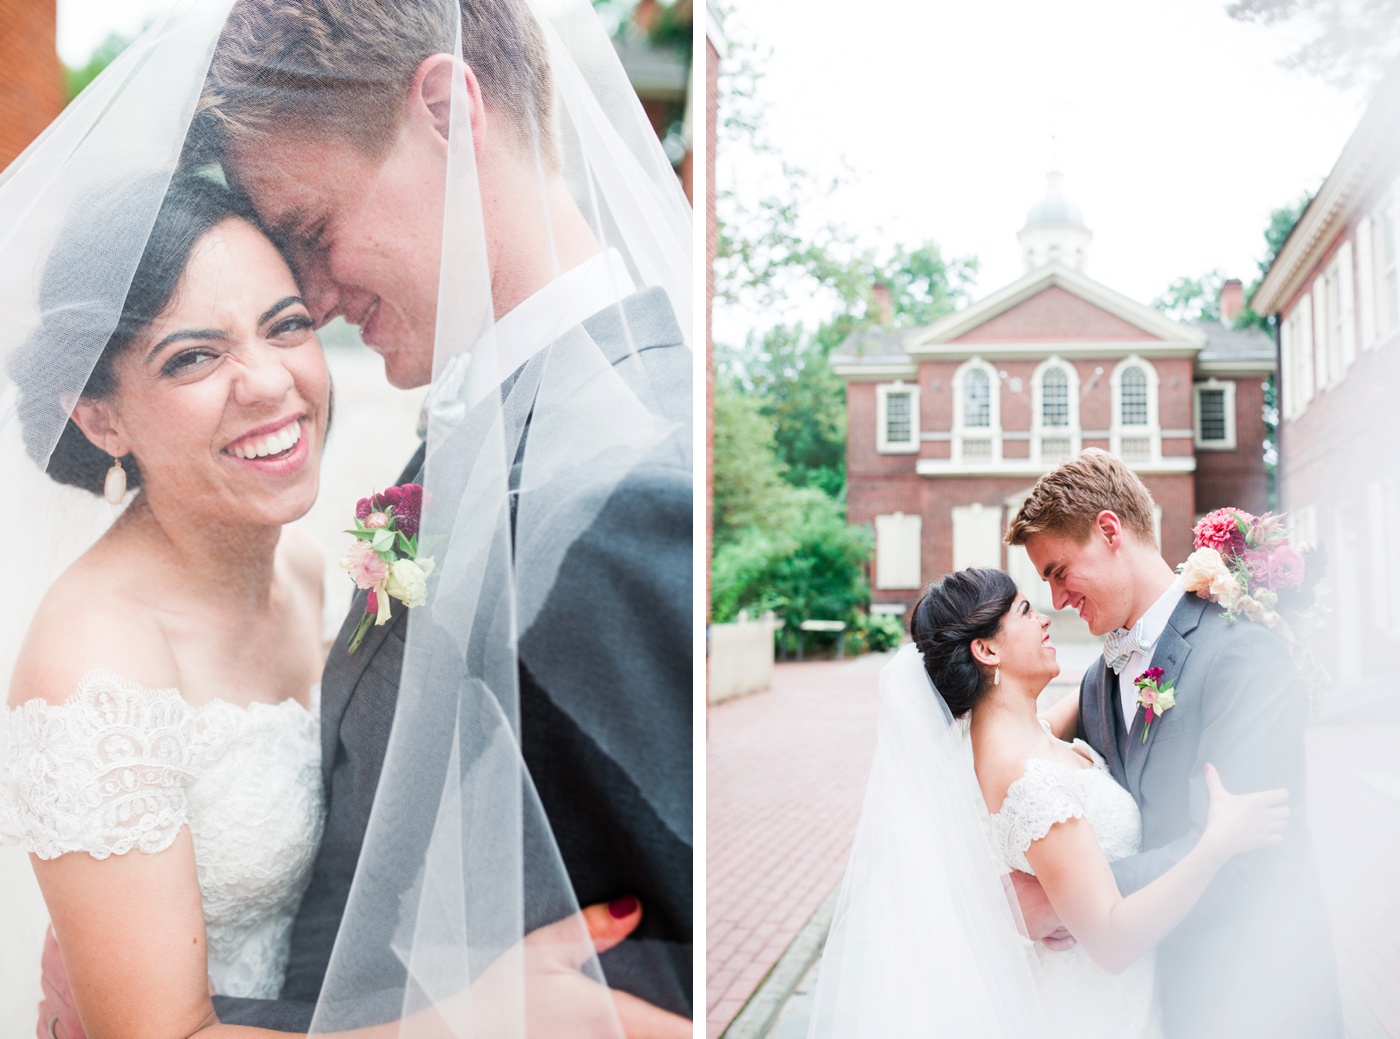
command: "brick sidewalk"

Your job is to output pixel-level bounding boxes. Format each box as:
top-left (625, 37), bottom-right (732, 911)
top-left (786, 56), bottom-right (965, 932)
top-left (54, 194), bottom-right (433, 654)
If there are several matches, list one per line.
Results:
top-left (704, 655), bottom-right (887, 1037)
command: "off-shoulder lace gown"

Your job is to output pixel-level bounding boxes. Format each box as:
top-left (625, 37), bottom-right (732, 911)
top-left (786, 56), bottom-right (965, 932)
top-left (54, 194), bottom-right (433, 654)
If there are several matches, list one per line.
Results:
top-left (989, 735), bottom-right (1163, 1039)
top-left (0, 670), bottom-right (325, 998)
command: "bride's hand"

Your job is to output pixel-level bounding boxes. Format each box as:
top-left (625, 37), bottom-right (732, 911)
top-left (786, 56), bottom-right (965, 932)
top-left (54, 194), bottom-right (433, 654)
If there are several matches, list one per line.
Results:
top-left (1201, 762), bottom-right (1290, 861)
top-left (464, 895), bottom-right (690, 1039)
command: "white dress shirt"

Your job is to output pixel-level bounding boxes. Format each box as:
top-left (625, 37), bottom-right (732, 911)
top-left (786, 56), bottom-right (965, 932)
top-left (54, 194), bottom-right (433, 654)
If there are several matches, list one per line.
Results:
top-left (423, 248), bottom-right (637, 427)
top-left (1117, 579), bottom-right (1187, 729)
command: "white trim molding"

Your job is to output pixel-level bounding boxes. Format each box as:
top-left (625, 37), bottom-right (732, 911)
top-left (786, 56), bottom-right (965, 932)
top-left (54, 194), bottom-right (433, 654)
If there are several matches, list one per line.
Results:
top-left (916, 456), bottom-right (1196, 478)
top-left (876, 380), bottom-right (920, 454)
top-left (1110, 355), bottom-right (1161, 465)
top-left (1193, 378), bottom-right (1237, 451)
top-left (952, 358), bottom-right (1002, 465)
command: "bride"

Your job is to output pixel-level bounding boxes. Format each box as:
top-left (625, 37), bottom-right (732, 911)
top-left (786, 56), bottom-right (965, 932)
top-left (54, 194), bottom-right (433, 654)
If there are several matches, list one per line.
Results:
top-left (0, 173), bottom-right (659, 1039)
top-left (807, 568), bottom-right (1289, 1038)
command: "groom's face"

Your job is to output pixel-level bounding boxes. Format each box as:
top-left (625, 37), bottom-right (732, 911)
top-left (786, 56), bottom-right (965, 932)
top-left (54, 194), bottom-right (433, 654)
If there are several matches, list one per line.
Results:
top-left (1023, 524), bottom-right (1133, 636)
top-left (230, 124), bottom-right (450, 390)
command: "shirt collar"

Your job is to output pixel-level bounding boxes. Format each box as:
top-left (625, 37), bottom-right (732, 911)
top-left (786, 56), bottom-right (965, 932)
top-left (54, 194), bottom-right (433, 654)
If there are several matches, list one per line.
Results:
top-left (1134, 578), bottom-right (1186, 650)
top-left (422, 249), bottom-right (636, 429)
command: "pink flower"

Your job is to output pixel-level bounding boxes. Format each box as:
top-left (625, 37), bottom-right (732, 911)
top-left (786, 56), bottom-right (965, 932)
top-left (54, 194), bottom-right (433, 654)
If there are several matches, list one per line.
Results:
top-left (341, 540), bottom-right (389, 590)
top-left (1193, 509), bottom-right (1253, 557)
top-left (366, 588), bottom-right (379, 614)
top-left (1256, 544), bottom-right (1305, 591)
top-left (364, 512), bottom-right (390, 530)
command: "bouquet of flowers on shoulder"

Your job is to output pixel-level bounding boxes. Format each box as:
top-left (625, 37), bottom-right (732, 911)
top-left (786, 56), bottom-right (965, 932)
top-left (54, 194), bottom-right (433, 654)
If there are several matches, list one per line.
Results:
top-left (1178, 507), bottom-right (1329, 700)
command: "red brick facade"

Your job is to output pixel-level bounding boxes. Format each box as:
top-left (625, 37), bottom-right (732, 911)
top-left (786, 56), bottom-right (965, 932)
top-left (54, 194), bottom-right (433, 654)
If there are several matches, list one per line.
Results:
top-left (837, 264), bottom-right (1272, 617)
top-left (705, 28), bottom-right (719, 624)
top-left (0, 0), bottom-right (62, 172)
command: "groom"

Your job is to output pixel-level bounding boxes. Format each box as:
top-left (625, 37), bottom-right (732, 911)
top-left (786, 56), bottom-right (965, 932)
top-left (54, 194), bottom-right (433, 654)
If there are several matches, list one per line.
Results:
top-left (1004, 449), bottom-right (1340, 1038)
top-left (185, 0), bottom-right (691, 1031)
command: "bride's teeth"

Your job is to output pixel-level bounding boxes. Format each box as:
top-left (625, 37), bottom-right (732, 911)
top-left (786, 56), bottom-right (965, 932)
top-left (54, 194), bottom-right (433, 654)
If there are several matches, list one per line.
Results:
top-left (280, 427), bottom-right (296, 451)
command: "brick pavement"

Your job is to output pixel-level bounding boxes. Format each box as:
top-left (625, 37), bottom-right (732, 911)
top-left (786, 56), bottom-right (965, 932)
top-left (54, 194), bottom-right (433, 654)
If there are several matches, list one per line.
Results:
top-left (704, 654), bottom-right (887, 1037)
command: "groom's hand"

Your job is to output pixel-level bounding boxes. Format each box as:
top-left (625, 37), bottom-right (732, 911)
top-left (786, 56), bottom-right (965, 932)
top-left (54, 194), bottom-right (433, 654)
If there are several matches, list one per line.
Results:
top-left (1008, 870), bottom-right (1076, 950)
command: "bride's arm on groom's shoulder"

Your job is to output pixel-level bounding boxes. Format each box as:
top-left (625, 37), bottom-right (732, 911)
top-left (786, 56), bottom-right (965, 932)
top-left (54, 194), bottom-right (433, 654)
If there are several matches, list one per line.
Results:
top-left (1107, 625), bottom-right (1309, 898)
top-left (1024, 761), bottom-right (1288, 975)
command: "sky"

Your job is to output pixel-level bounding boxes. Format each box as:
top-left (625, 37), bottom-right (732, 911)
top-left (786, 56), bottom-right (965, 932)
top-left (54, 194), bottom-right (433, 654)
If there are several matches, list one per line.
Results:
top-left (715, 0), bottom-right (1369, 343)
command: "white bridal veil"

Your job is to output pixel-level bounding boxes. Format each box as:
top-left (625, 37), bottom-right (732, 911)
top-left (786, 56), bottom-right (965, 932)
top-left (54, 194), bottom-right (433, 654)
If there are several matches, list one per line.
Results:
top-left (0, 0), bottom-right (691, 1033)
top-left (806, 645), bottom-right (1047, 1038)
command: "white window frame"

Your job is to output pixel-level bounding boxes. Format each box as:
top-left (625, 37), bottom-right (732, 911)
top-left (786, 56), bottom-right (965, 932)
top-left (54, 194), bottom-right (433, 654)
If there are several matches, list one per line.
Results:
top-left (952, 357), bottom-right (1002, 464)
top-left (1295, 294), bottom-right (1315, 416)
top-left (876, 380), bottom-right (920, 454)
top-left (1031, 356), bottom-right (1081, 465)
top-left (1109, 355), bottom-right (1160, 464)
top-left (1193, 378), bottom-right (1236, 451)
top-left (1338, 239), bottom-right (1356, 371)
top-left (874, 512), bottom-right (923, 590)
top-left (1313, 273), bottom-right (1333, 391)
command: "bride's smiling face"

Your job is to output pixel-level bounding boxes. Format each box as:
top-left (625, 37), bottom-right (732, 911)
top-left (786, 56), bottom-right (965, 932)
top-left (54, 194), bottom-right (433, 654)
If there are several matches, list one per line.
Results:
top-left (984, 594), bottom-right (1061, 692)
top-left (96, 218), bottom-right (330, 527)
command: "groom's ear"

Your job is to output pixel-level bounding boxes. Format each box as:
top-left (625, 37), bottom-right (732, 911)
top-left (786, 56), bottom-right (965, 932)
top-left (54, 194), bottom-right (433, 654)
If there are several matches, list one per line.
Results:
top-left (1094, 510), bottom-right (1124, 548)
top-left (410, 53), bottom-right (489, 163)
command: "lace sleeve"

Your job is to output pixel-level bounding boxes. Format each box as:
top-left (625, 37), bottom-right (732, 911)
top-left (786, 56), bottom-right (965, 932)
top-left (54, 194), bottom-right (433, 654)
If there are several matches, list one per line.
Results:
top-left (993, 760), bottom-right (1086, 874)
top-left (1, 671), bottom-right (201, 860)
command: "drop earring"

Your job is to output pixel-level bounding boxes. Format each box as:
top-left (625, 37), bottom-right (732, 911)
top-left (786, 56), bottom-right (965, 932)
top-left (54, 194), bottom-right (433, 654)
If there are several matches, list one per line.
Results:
top-left (104, 455), bottom-right (126, 505)
top-left (994, 666), bottom-right (1000, 687)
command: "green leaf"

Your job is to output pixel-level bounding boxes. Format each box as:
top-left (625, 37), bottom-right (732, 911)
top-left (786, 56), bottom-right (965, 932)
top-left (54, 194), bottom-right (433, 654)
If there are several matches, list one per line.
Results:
top-left (344, 528), bottom-right (379, 541)
top-left (396, 531), bottom-right (413, 556)
top-left (371, 529), bottom-right (395, 553)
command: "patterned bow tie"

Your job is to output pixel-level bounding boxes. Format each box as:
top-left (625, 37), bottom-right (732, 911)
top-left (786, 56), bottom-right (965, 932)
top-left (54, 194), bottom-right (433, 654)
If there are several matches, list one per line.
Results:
top-left (1103, 621), bottom-right (1152, 674)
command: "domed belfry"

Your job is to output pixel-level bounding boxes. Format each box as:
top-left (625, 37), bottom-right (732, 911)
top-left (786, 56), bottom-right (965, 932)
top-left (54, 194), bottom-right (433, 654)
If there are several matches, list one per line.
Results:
top-left (1018, 170), bottom-right (1093, 273)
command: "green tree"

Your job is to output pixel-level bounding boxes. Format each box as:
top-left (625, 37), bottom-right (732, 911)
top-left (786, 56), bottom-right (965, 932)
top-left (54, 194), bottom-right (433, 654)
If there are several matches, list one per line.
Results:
top-left (63, 32), bottom-right (133, 104)
top-left (711, 380), bottom-right (799, 544)
top-left (1152, 270), bottom-right (1226, 322)
top-left (1226, 0), bottom-right (1400, 93)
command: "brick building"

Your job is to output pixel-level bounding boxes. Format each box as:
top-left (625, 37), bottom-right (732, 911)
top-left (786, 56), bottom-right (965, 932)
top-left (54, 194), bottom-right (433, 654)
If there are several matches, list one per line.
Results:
top-left (1250, 70), bottom-right (1400, 695)
top-left (835, 173), bottom-right (1274, 623)
top-left (0, 0), bottom-right (62, 172)
top-left (705, 9), bottom-right (722, 621)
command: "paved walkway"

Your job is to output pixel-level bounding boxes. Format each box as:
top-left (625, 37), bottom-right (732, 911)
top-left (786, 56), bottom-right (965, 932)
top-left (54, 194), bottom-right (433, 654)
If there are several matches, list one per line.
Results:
top-left (709, 650), bottom-right (1400, 1039)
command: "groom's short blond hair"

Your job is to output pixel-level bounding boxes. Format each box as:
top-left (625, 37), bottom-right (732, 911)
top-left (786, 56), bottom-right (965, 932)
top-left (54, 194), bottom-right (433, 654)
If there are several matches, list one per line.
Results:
top-left (188, 0), bottom-right (557, 169)
top-left (1005, 448), bottom-right (1158, 546)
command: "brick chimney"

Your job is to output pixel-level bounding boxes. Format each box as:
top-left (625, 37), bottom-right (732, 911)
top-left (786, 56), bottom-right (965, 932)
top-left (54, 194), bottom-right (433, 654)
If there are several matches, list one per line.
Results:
top-left (871, 282), bottom-right (893, 325)
top-left (1220, 278), bottom-right (1244, 324)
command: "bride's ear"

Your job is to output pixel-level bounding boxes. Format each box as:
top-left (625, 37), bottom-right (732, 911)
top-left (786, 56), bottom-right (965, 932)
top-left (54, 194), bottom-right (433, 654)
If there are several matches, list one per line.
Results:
top-left (68, 397), bottom-right (129, 458)
top-left (969, 638), bottom-right (998, 669)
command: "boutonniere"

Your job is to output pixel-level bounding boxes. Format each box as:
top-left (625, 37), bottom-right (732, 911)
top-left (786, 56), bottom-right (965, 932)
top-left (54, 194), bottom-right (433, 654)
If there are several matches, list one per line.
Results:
top-left (340, 483), bottom-right (437, 654)
top-left (1133, 667), bottom-right (1176, 743)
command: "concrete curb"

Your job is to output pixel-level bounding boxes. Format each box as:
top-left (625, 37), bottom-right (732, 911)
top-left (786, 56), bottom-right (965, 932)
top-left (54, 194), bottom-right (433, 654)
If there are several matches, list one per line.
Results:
top-left (720, 884), bottom-right (841, 1039)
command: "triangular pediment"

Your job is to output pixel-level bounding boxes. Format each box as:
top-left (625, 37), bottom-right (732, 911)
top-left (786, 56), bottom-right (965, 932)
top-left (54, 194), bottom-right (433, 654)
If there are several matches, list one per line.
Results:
top-left (907, 263), bottom-right (1206, 355)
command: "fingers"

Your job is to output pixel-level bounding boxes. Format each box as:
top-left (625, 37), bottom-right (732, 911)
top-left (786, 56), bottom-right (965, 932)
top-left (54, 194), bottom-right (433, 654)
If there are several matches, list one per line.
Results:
top-left (581, 897), bottom-right (643, 956)
top-left (1041, 934), bottom-right (1077, 952)
top-left (611, 990), bottom-right (692, 1039)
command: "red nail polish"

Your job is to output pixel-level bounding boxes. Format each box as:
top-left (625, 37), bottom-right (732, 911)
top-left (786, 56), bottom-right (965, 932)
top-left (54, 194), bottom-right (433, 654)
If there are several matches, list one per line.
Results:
top-left (608, 895), bottom-right (639, 919)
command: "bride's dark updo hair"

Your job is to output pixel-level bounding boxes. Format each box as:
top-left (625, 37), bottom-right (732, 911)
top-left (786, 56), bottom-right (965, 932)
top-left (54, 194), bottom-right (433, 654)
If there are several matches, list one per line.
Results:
top-left (909, 568), bottom-right (1018, 718)
top-left (10, 174), bottom-right (262, 495)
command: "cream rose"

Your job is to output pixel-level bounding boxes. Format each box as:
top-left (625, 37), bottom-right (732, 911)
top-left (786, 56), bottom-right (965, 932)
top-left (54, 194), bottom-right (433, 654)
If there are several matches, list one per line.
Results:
top-left (386, 557), bottom-right (434, 608)
top-left (1179, 548), bottom-right (1229, 595)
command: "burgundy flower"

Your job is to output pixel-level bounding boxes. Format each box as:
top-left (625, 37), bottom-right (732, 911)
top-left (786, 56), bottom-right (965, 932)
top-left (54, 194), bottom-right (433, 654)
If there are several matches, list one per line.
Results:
top-left (1136, 666), bottom-right (1165, 686)
top-left (396, 483), bottom-right (424, 538)
top-left (356, 497), bottom-right (373, 521)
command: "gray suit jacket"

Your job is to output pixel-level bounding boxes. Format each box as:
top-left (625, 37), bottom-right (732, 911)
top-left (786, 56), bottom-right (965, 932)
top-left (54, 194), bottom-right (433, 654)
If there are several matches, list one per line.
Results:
top-left (215, 287), bottom-right (692, 1029)
top-left (1079, 593), bottom-right (1341, 1039)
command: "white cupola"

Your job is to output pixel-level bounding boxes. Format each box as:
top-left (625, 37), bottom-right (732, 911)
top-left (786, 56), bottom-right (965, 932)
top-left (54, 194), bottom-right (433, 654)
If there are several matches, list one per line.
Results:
top-left (1018, 170), bottom-right (1092, 273)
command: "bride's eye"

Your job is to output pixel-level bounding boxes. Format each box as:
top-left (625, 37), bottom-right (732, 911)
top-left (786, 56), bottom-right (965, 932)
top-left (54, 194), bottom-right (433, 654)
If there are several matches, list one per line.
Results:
top-left (160, 347), bottom-right (219, 376)
top-left (269, 314), bottom-right (314, 340)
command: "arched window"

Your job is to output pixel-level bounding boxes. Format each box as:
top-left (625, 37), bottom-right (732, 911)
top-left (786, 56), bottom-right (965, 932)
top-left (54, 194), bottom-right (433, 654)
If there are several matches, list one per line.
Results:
top-left (964, 368), bottom-right (991, 428)
top-left (1032, 357), bottom-right (1080, 465)
top-left (952, 358), bottom-right (1001, 465)
top-left (1110, 356), bottom-right (1159, 465)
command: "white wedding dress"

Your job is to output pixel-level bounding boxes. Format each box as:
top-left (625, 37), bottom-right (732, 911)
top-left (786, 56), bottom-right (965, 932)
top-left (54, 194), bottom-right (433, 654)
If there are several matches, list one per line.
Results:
top-left (988, 729), bottom-right (1163, 1039)
top-left (0, 669), bottom-right (325, 998)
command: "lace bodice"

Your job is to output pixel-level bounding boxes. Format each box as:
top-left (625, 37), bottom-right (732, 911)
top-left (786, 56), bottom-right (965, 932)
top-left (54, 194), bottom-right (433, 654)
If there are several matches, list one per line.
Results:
top-left (0, 670), bottom-right (324, 999)
top-left (989, 736), bottom-right (1161, 1039)
top-left (990, 739), bottom-right (1142, 873)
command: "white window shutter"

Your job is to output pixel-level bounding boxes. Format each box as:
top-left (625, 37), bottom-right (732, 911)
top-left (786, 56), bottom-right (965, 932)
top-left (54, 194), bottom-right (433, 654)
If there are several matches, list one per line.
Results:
top-left (1339, 240), bottom-right (1356, 368)
top-left (1312, 279), bottom-right (1329, 390)
top-left (875, 512), bottom-right (923, 590)
top-left (1358, 216), bottom-right (1376, 349)
top-left (1280, 317), bottom-right (1295, 420)
top-left (951, 504), bottom-right (1002, 571)
top-left (1299, 295), bottom-right (1315, 406)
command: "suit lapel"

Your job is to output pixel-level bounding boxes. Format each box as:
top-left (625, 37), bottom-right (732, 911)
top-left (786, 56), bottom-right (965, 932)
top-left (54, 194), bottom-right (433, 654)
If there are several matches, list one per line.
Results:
top-left (1123, 594), bottom-right (1206, 793)
top-left (1083, 659), bottom-right (1128, 787)
top-left (319, 445), bottom-right (425, 788)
